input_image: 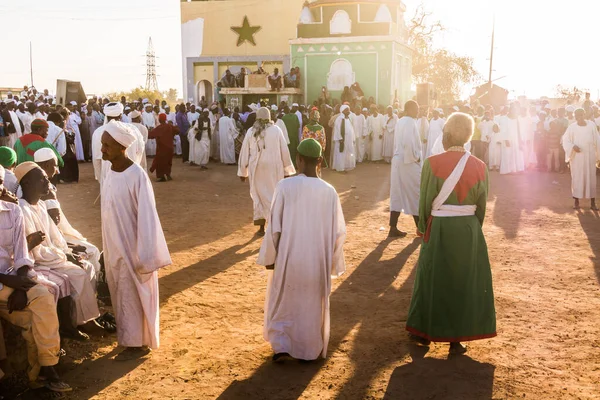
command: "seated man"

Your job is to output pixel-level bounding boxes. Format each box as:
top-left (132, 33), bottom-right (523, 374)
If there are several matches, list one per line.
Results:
top-left (0, 173), bottom-right (70, 392)
top-left (15, 162), bottom-right (100, 340)
top-left (268, 68), bottom-right (283, 92)
top-left (284, 68), bottom-right (296, 88)
top-left (221, 70), bottom-right (236, 88)
top-left (0, 147), bottom-right (18, 195)
top-left (33, 148), bottom-right (101, 275)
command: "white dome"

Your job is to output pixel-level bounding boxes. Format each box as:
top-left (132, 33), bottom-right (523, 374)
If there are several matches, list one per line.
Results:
top-left (299, 6), bottom-right (314, 24)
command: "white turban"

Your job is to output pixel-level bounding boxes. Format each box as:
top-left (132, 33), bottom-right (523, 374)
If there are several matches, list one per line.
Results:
top-left (362, 108), bottom-right (368, 112)
top-left (256, 107), bottom-right (271, 121)
top-left (202, 108), bottom-right (209, 113)
top-left (340, 105), bottom-right (349, 113)
top-left (69, 101), bottom-right (77, 106)
top-left (249, 103), bottom-right (258, 112)
top-left (104, 102), bottom-right (124, 117)
top-left (34, 148), bottom-right (57, 163)
top-left (271, 105), bottom-right (278, 111)
top-left (565, 105), bottom-right (575, 113)
top-left (292, 103), bottom-right (299, 107)
top-left (104, 120), bottom-right (137, 149)
top-left (130, 110), bottom-right (141, 119)
top-left (142, 98), bottom-right (149, 104)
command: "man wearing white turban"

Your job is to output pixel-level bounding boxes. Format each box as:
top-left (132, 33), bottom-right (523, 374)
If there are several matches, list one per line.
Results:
top-left (100, 122), bottom-right (171, 360)
top-left (91, 103), bottom-right (146, 189)
top-left (238, 107), bottom-right (296, 236)
top-left (332, 105), bottom-right (356, 172)
top-left (142, 104), bottom-right (156, 157)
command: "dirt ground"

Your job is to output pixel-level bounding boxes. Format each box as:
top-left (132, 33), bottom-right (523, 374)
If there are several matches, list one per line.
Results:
top-left (44, 160), bottom-right (600, 399)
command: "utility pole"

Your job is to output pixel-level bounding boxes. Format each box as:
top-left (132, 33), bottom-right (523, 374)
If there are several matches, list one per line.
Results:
top-left (488, 15), bottom-right (495, 87)
top-left (30, 42), bottom-right (34, 87)
top-left (145, 37), bottom-right (159, 91)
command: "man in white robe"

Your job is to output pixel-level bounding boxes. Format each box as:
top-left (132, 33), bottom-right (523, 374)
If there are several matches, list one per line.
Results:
top-left (189, 110), bottom-right (211, 168)
top-left (5, 101), bottom-right (23, 148)
top-left (16, 103), bottom-right (34, 134)
top-left (426, 109), bottom-right (445, 159)
top-left (258, 138), bottom-right (346, 362)
top-left (92, 103), bottom-right (146, 189)
top-left (16, 162), bottom-right (99, 338)
top-left (238, 107), bottom-right (295, 236)
top-left (218, 108), bottom-right (238, 165)
top-left (130, 111), bottom-right (149, 171)
top-left (352, 107), bottom-right (367, 162)
top-left (142, 104), bottom-right (156, 157)
top-left (100, 120), bottom-right (171, 360)
top-left (563, 108), bottom-right (600, 210)
top-left (416, 109), bottom-right (430, 160)
top-left (383, 107), bottom-right (397, 163)
top-left (367, 106), bottom-right (385, 161)
top-left (500, 103), bottom-right (525, 175)
top-left (332, 105), bottom-right (356, 172)
top-left (488, 109), bottom-right (504, 171)
top-left (389, 100), bottom-right (422, 238)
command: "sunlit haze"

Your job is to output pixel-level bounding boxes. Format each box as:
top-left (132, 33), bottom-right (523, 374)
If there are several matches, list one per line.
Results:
top-left (0, 0), bottom-right (597, 99)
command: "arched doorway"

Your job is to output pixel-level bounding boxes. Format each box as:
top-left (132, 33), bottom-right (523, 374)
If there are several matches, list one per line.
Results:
top-left (197, 80), bottom-right (213, 105)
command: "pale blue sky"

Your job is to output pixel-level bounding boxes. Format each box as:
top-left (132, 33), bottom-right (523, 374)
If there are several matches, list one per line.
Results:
top-left (0, 0), bottom-right (597, 99)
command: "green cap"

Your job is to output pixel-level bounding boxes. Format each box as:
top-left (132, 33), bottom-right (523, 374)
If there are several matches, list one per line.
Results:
top-left (297, 138), bottom-right (322, 158)
top-left (0, 147), bottom-right (16, 168)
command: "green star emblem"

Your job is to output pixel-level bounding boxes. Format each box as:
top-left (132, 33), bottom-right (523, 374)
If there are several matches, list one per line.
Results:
top-left (231, 16), bottom-right (261, 47)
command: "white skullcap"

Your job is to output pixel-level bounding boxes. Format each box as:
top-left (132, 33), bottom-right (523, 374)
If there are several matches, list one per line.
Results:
top-left (104, 102), bottom-right (124, 117)
top-left (565, 105), bottom-right (575, 113)
top-left (249, 103), bottom-right (258, 112)
top-left (104, 120), bottom-right (137, 148)
top-left (69, 101), bottom-right (77, 106)
top-left (271, 105), bottom-right (278, 111)
top-left (202, 108), bottom-right (209, 112)
top-left (256, 107), bottom-right (271, 121)
top-left (34, 148), bottom-right (57, 163)
top-left (124, 106), bottom-right (131, 111)
top-left (292, 103), bottom-right (299, 107)
top-left (142, 98), bottom-right (149, 104)
top-left (5, 99), bottom-right (15, 104)
top-left (340, 105), bottom-right (349, 113)
top-left (129, 110), bottom-right (141, 119)
top-left (362, 108), bottom-right (368, 112)
top-left (453, 106), bottom-right (459, 111)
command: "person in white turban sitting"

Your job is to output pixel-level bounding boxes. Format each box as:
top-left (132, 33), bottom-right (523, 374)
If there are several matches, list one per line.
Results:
top-left (100, 120), bottom-right (172, 361)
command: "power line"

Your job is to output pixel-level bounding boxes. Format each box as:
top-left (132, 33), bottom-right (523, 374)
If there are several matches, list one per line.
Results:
top-left (145, 37), bottom-right (159, 92)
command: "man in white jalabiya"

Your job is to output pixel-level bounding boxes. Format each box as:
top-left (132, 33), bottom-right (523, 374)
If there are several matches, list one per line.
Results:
top-left (5, 100), bottom-right (23, 148)
top-left (383, 106), bottom-right (398, 163)
top-left (563, 108), bottom-right (600, 210)
top-left (218, 108), bottom-right (239, 165)
top-left (416, 108), bottom-right (430, 160)
top-left (426, 109), bottom-right (445, 159)
top-left (352, 107), bottom-right (367, 162)
top-left (367, 105), bottom-right (385, 161)
top-left (16, 162), bottom-right (100, 340)
top-left (238, 107), bottom-right (295, 237)
top-left (188, 110), bottom-right (211, 168)
top-left (142, 104), bottom-right (156, 157)
top-left (499, 103), bottom-right (525, 175)
top-left (100, 120), bottom-right (171, 361)
top-left (259, 138), bottom-right (346, 363)
top-left (129, 110), bottom-right (148, 171)
top-left (92, 103), bottom-right (146, 189)
top-left (389, 100), bottom-right (423, 238)
top-left (67, 102), bottom-right (85, 161)
top-left (332, 105), bottom-right (356, 172)
top-left (16, 103), bottom-right (35, 134)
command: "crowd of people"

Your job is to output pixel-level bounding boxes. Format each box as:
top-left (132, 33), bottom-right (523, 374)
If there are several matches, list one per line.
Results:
top-left (0, 81), bottom-right (598, 396)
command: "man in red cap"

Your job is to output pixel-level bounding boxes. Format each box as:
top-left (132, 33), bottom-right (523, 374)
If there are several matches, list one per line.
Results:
top-left (148, 113), bottom-right (179, 182)
top-left (14, 119), bottom-right (64, 166)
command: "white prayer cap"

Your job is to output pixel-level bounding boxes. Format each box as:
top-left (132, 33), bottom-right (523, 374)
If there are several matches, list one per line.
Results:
top-left (103, 120), bottom-right (137, 149)
top-left (249, 103), bottom-right (258, 112)
top-left (142, 98), bottom-right (149, 104)
top-left (124, 106), bottom-right (131, 111)
top-left (202, 108), bottom-right (209, 112)
top-left (271, 105), bottom-right (278, 111)
top-left (565, 105), bottom-right (575, 113)
top-left (452, 106), bottom-right (459, 111)
top-left (36, 102), bottom-right (43, 107)
top-left (340, 104), bottom-right (350, 113)
top-left (434, 108), bottom-right (443, 113)
top-left (130, 110), bottom-right (141, 119)
top-left (362, 108), bottom-right (368, 112)
top-left (145, 103), bottom-right (153, 108)
top-left (69, 101), bottom-right (77, 106)
top-left (292, 103), bottom-right (299, 107)
top-left (34, 147), bottom-right (58, 163)
top-left (256, 107), bottom-right (271, 121)
top-left (104, 102), bottom-right (124, 117)
top-left (16, 102), bottom-right (22, 106)
top-left (5, 99), bottom-right (15, 104)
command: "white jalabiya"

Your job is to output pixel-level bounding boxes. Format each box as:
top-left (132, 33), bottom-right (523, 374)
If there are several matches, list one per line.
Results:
top-left (367, 114), bottom-right (385, 161)
top-left (275, 119), bottom-right (290, 145)
top-left (19, 199), bottom-right (99, 325)
top-left (8, 110), bottom-right (22, 148)
top-left (237, 124), bottom-right (295, 222)
top-left (131, 122), bottom-right (148, 171)
top-left (383, 114), bottom-right (398, 162)
top-left (67, 113), bottom-right (85, 161)
top-left (499, 117), bottom-right (525, 174)
top-left (188, 120), bottom-right (210, 166)
top-left (92, 122), bottom-right (146, 189)
top-left (16, 111), bottom-right (33, 134)
top-left (352, 113), bottom-right (367, 162)
top-left (488, 116), bottom-right (503, 168)
top-left (416, 116), bottom-right (429, 160)
top-left (174, 135), bottom-right (182, 155)
top-left (426, 118), bottom-right (445, 159)
top-left (34, 111), bottom-right (47, 120)
top-left (390, 116), bottom-right (422, 216)
top-left (519, 115), bottom-right (536, 167)
top-left (332, 115), bottom-right (356, 172)
top-left (46, 121), bottom-right (66, 156)
top-left (101, 163), bottom-right (171, 349)
top-left (219, 116), bottom-right (238, 164)
top-left (430, 136), bottom-right (471, 156)
top-left (121, 114), bottom-right (132, 124)
top-left (563, 122), bottom-right (600, 199)
top-left (187, 111), bottom-right (199, 126)
top-left (431, 151), bottom-right (477, 217)
top-left (258, 175), bottom-right (346, 360)
top-left (142, 111), bottom-right (156, 156)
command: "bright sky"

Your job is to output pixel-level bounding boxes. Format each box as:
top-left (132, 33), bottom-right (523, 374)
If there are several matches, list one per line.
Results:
top-left (0, 0), bottom-right (597, 100)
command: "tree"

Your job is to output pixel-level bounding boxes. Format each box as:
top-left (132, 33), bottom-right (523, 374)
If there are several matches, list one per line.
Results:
top-left (555, 85), bottom-right (587, 103)
top-left (102, 87), bottom-right (181, 107)
top-left (407, 4), bottom-right (480, 103)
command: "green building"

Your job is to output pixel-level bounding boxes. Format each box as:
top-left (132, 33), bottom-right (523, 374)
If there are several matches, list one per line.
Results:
top-left (291, 0), bottom-right (413, 106)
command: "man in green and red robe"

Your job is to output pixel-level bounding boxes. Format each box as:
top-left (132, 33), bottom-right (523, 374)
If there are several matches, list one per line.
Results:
top-left (14, 119), bottom-right (64, 167)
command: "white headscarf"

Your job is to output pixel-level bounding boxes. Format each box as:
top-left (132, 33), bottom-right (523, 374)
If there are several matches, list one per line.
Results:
top-left (104, 120), bottom-right (137, 149)
top-left (104, 102), bottom-right (124, 117)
